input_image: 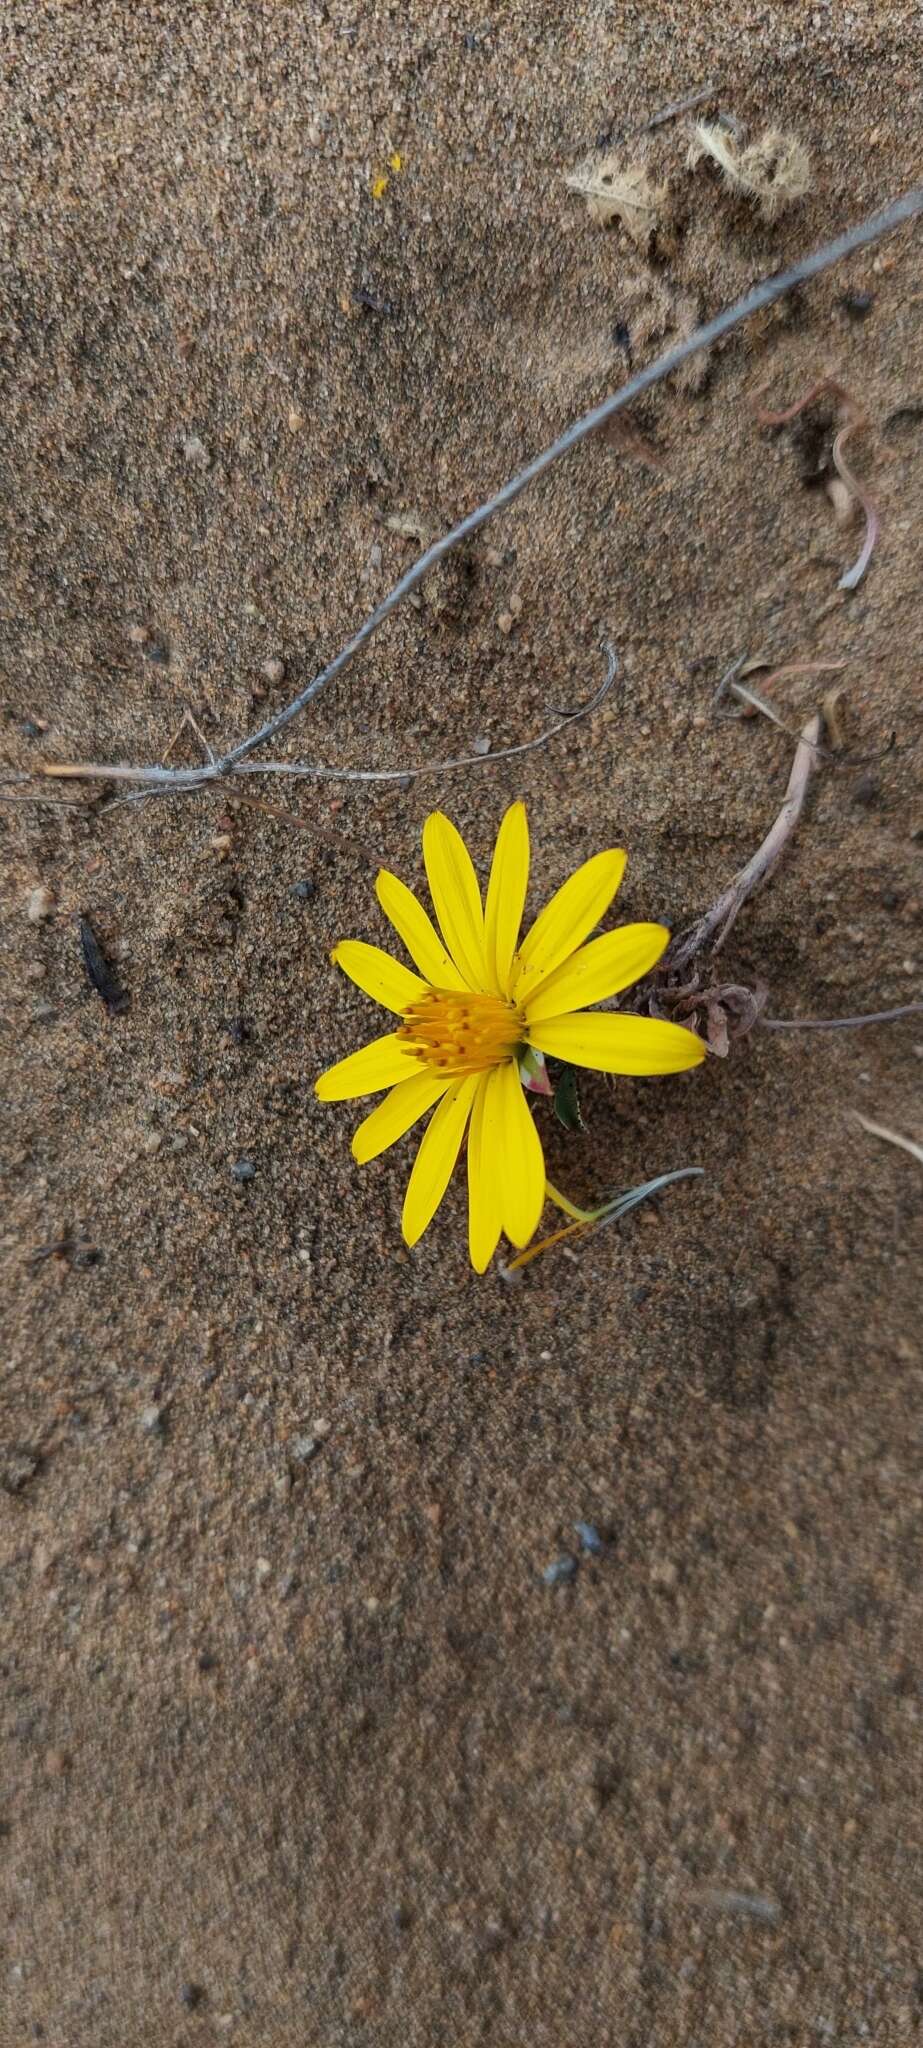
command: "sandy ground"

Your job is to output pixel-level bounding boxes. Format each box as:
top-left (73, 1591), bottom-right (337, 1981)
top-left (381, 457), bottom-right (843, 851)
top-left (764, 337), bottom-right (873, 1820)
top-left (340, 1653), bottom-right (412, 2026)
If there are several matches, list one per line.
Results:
top-left (2, 5), bottom-right (922, 2043)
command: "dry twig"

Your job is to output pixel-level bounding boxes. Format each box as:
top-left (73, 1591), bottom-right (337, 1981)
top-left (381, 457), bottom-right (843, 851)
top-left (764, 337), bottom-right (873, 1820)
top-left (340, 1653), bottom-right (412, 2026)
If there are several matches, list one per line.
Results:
top-left (662, 713), bottom-right (823, 978)
top-left (853, 1113), bottom-right (923, 1167)
top-left (25, 187), bottom-right (922, 801)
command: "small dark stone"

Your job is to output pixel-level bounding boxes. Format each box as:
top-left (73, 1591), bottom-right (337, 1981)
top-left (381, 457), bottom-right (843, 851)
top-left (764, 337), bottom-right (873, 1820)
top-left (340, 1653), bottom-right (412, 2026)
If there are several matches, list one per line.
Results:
top-left (881, 888), bottom-right (901, 911)
top-left (201, 1367), bottom-right (219, 1389)
top-left (851, 772), bottom-right (879, 807)
top-left (838, 287), bottom-right (874, 320)
top-left (462, 30), bottom-right (478, 49)
top-left (612, 320), bottom-right (632, 358)
top-left (542, 1553), bottom-right (578, 1587)
top-left (20, 719), bottom-right (42, 739)
top-left (180, 1982), bottom-right (206, 2011)
top-left (143, 640), bottom-right (170, 667)
top-left (575, 1521), bottom-right (604, 1557)
top-left (231, 1158), bottom-right (256, 1183)
top-left (392, 1902), bottom-right (412, 1931)
top-left (71, 1246), bottom-right (101, 1270)
top-left (222, 1016), bottom-right (251, 1045)
top-left (290, 878), bottom-right (317, 903)
top-left (197, 1649), bottom-right (218, 1673)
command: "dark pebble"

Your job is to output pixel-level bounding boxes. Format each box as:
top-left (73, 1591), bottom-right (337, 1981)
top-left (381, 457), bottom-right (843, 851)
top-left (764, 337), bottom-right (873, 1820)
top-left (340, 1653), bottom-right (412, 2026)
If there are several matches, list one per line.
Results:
top-left (222, 1016), bottom-right (251, 1045)
top-left (196, 1649), bottom-right (218, 1673)
top-left (881, 888), bottom-right (901, 911)
top-left (20, 719), bottom-right (42, 739)
top-left (180, 1982), bottom-right (206, 2010)
top-left (575, 1521), bottom-right (604, 1557)
top-left (392, 1902), bottom-right (412, 1932)
top-left (542, 1553), bottom-right (578, 1587)
top-left (851, 772), bottom-right (879, 807)
top-left (838, 287), bottom-right (874, 320)
top-left (143, 640), bottom-right (170, 667)
top-left (290, 879), bottom-right (317, 902)
top-left (231, 1158), bottom-right (256, 1182)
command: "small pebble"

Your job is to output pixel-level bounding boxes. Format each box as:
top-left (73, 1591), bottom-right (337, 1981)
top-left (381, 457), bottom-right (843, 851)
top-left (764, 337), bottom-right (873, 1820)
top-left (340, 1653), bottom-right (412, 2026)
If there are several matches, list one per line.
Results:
top-left (311, 1417), bottom-right (332, 1440)
top-left (471, 734), bottom-right (491, 756)
top-left (140, 1130), bottom-right (163, 1156)
top-left (182, 433), bottom-right (210, 467)
top-left (575, 1521), bottom-right (604, 1556)
top-left (19, 718), bottom-right (42, 739)
top-left (140, 1404), bottom-right (165, 1436)
top-left (838, 287), bottom-right (874, 320)
top-left (231, 1158), bottom-right (256, 1183)
top-left (180, 1982), bottom-right (206, 2011)
top-left (851, 772), bottom-right (878, 806)
top-left (508, 591), bottom-right (523, 618)
top-left (650, 1557), bottom-right (678, 1593)
top-left (143, 640), bottom-right (170, 667)
top-left (127, 623), bottom-right (149, 646)
top-left (290, 878), bottom-right (317, 903)
top-left (542, 1553), bottom-right (578, 1587)
top-left (255, 1556), bottom-right (272, 1582)
top-left (26, 885), bottom-right (54, 923)
top-left (261, 656), bottom-right (286, 685)
top-left (497, 610), bottom-right (514, 636)
top-left (290, 1434), bottom-right (319, 1464)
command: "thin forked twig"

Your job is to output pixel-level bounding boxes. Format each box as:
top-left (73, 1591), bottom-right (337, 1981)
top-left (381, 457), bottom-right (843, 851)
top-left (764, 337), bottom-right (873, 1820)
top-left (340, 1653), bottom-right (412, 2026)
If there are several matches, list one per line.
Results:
top-left (32, 187), bottom-right (923, 799)
top-left (45, 648), bottom-right (620, 794)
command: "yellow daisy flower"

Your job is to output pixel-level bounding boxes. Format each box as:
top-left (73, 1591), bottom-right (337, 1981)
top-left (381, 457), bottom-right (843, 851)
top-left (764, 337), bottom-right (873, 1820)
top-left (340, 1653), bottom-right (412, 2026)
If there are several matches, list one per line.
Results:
top-left (315, 804), bottom-right (705, 1271)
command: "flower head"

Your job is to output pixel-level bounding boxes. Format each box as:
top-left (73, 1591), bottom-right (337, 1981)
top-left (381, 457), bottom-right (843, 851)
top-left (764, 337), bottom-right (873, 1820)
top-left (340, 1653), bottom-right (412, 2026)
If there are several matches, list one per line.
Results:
top-left (315, 804), bottom-right (704, 1270)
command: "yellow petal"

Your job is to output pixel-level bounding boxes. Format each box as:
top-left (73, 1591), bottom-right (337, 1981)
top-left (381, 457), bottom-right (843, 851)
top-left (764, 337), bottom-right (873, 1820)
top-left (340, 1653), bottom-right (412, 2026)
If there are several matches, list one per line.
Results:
top-left (375, 868), bottom-right (466, 989)
top-left (525, 923), bottom-right (669, 1024)
top-left (494, 1058), bottom-right (546, 1248)
top-left (484, 801), bottom-right (529, 996)
top-left (528, 1011), bottom-right (705, 1075)
top-left (401, 1072), bottom-right (480, 1248)
top-left (467, 1071), bottom-right (503, 1273)
top-left (422, 811), bottom-right (488, 990)
top-left (351, 1069), bottom-right (451, 1164)
top-left (315, 1031), bottom-right (422, 1101)
top-left (514, 850), bottom-right (627, 1001)
top-left (333, 939), bottom-right (426, 1014)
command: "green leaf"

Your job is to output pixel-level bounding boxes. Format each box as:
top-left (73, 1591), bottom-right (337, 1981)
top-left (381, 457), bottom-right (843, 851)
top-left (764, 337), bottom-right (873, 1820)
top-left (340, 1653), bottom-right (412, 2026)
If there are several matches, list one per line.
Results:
top-left (553, 1065), bottom-right (583, 1132)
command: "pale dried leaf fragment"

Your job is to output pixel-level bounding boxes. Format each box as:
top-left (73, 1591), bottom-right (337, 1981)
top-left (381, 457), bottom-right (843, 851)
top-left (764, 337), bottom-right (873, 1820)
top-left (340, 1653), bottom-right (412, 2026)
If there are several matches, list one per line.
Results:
top-left (687, 123), bottom-right (812, 220)
top-left (565, 155), bottom-right (668, 248)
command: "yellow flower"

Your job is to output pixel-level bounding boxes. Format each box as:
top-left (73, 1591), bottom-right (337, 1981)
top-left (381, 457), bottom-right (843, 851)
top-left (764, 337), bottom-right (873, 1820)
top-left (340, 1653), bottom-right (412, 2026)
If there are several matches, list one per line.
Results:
top-left (315, 805), bottom-right (705, 1271)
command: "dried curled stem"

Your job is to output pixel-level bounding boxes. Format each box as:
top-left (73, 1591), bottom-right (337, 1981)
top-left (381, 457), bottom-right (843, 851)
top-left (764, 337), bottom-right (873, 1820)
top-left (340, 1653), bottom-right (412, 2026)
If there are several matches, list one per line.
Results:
top-left (662, 714), bottom-right (823, 979)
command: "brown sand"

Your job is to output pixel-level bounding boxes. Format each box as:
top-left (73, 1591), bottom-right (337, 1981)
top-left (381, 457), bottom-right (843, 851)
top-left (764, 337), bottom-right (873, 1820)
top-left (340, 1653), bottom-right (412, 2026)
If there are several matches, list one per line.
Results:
top-left (2, 6), bottom-right (922, 2043)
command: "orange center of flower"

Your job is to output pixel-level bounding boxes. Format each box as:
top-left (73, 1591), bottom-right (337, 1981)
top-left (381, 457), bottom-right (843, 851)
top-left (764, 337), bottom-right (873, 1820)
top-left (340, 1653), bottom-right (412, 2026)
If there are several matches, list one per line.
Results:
top-left (397, 988), bottom-right (526, 1076)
